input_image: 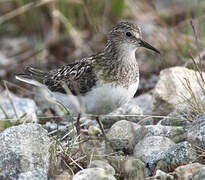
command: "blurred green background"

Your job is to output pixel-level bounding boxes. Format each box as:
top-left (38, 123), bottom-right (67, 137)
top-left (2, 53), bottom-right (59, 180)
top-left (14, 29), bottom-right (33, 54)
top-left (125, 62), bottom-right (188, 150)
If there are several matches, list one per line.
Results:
top-left (0, 0), bottom-right (205, 94)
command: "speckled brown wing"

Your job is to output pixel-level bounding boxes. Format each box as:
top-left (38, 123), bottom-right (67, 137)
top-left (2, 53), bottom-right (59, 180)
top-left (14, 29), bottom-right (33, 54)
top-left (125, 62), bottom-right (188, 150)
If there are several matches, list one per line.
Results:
top-left (43, 58), bottom-right (98, 95)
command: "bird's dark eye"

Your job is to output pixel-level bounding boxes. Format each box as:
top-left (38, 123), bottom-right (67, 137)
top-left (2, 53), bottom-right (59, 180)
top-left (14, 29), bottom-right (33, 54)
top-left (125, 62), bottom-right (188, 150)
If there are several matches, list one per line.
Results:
top-left (126, 32), bottom-right (132, 37)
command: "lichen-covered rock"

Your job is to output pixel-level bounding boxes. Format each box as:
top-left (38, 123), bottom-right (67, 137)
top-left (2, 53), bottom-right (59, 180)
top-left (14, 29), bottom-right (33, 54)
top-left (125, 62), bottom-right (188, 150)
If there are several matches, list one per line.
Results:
top-left (107, 120), bottom-right (146, 153)
top-left (145, 141), bottom-right (196, 175)
top-left (186, 114), bottom-right (205, 149)
top-left (144, 125), bottom-right (185, 143)
top-left (152, 67), bottom-right (205, 117)
top-left (0, 123), bottom-right (50, 179)
top-left (72, 168), bottom-right (116, 180)
top-left (134, 136), bottom-right (175, 162)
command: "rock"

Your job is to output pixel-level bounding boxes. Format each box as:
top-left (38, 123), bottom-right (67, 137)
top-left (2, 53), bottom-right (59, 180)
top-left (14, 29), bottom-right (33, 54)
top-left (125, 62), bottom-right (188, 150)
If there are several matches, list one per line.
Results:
top-left (152, 67), bottom-right (205, 117)
top-left (55, 171), bottom-right (72, 180)
top-left (72, 168), bottom-right (116, 180)
top-left (89, 160), bottom-right (115, 175)
top-left (134, 136), bottom-right (175, 162)
top-left (193, 167), bottom-right (205, 180)
top-left (186, 114), bottom-right (205, 149)
top-left (106, 156), bottom-right (146, 178)
top-left (107, 120), bottom-right (146, 153)
top-left (146, 141), bottom-right (196, 175)
top-left (14, 169), bottom-right (48, 180)
top-left (130, 93), bottom-right (152, 115)
top-left (0, 91), bottom-right (37, 123)
top-left (144, 125), bottom-right (185, 143)
top-left (0, 123), bottom-right (50, 179)
top-left (154, 169), bottom-right (174, 180)
top-left (81, 139), bottom-right (106, 156)
top-left (158, 108), bottom-right (191, 126)
top-left (101, 103), bottom-right (143, 128)
top-left (123, 158), bottom-right (146, 179)
top-left (175, 163), bottom-right (205, 180)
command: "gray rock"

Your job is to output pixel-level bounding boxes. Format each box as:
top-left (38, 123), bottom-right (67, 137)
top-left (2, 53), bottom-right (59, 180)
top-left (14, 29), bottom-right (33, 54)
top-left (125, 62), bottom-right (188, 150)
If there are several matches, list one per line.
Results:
top-left (130, 93), bottom-right (152, 115)
top-left (144, 125), bottom-right (185, 143)
top-left (72, 168), bottom-right (116, 180)
top-left (101, 103), bottom-right (143, 128)
top-left (89, 160), bottom-right (115, 175)
top-left (134, 136), bottom-right (175, 162)
top-left (146, 141), bottom-right (196, 175)
top-left (55, 171), bottom-right (72, 180)
top-left (158, 108), bottom-right (191, 126)
top-left (0, 91), bottom-right (37, 122)
top-left (81, 139), bottom-right (106, 156)
top-left (106, 156), bottom-right (146, 179)
top-left (107, 120), bottom-right (146, 153)
top-left (186, 114), bottom-right (205, 148)
top-left (123, 158), bottom-right (146, 179)
top-left (152, 67), bottom-right (205, 117)
top-left (193, 167), bottom-right (205, 180)
top-left (175, 163), bottom-right (205, 180)
top-left (0, 123), bottom-right (50, 179)
top-left (16, 169), bottom-right (47, 180)
top-left (154, 170), bottom-right (174, 180)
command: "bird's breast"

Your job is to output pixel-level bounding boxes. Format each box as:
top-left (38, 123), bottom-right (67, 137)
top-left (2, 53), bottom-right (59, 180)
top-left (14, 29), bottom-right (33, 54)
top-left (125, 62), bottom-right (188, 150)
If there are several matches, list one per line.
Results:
top-left (83, 80), bottom-right (139, 115)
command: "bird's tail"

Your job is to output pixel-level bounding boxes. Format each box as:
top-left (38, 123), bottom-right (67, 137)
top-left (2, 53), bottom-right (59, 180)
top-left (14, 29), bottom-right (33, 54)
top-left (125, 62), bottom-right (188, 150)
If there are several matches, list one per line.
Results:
top-left (15, 66), bottom-right (48, 87)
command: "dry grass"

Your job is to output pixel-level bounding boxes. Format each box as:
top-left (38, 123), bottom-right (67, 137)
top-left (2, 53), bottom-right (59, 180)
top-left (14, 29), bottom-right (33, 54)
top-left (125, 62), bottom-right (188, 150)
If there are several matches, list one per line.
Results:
top-left (0, 0), bottom-right (205, 179)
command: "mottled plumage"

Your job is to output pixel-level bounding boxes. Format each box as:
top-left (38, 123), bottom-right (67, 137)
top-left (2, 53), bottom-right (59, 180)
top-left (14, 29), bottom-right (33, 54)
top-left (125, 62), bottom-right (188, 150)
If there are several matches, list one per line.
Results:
top-left (16, 21), bottom-right (160, 115)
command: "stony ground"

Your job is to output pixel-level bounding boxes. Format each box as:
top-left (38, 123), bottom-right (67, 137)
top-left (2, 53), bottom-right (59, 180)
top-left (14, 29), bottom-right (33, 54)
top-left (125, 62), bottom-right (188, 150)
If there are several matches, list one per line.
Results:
top-left (0, 0), bottom-right (205, 180)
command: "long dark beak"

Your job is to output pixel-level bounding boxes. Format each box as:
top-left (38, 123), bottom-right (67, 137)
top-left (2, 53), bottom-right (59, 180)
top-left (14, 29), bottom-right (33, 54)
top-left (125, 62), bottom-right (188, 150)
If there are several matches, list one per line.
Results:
top-left (139, 39), bottom-right (160, 54)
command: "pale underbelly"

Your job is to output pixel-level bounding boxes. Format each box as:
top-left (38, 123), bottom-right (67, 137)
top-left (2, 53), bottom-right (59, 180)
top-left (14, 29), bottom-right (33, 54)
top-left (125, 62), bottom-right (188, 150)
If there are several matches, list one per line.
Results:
top-left (50, 82), bottom-right (139, 115)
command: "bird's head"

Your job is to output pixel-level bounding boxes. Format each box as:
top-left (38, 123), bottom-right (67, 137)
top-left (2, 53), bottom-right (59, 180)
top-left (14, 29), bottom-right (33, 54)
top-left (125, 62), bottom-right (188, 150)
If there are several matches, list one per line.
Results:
top-left (108, 21), bottom-right (160, 54)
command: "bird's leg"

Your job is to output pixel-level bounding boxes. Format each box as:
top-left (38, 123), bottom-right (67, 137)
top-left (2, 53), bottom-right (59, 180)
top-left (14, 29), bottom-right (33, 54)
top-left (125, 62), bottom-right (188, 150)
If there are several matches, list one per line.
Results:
top-left (75, 113), bottom-right (81, 136)
top-left (96, 116), bottom-right (108, 141)
top-left (75, 113), bottom-right (84, 153)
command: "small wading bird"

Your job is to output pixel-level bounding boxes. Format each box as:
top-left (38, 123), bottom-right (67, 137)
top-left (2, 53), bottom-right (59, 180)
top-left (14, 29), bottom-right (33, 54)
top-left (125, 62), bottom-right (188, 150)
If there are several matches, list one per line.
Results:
top-left (16, 21), bottom-right (160, 137)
